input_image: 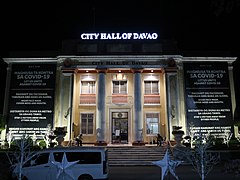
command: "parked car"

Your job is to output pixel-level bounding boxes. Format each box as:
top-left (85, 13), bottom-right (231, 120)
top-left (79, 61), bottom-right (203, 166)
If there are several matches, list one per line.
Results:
top-left (13, 146), bottom-right (108, 180)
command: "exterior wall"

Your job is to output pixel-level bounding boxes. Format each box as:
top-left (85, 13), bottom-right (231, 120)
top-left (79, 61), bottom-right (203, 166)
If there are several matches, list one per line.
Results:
top-left (143, 71), bottom-right (167, 143)
top-left (73, 73), bottom-right (98, 143)
top-left (72, 69), bottom-right (167, 144)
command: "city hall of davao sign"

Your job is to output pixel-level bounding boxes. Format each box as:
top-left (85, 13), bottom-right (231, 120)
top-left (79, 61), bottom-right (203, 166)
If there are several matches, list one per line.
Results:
top-left (2, 55), bottom-right (238, 144)
top-left (80, 32), bottom-right (158, 40)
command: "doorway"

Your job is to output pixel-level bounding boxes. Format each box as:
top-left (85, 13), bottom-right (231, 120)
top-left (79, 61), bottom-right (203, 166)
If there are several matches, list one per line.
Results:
top-left (112, 112), bottom-right (128, 144)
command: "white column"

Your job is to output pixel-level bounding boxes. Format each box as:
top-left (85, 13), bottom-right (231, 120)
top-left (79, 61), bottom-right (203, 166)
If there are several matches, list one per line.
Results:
top-left (165, 71), bottom-right (178, 140)
top-left (3, 65), bottom-right (12, 116)
top-left (134, 70), bottom-right (143, 142)
top-left (2, 65), bottom-right (12, 140)
top-left (96, 70), bottom-right (106, 142)
top-left (59, 72), bottom-right (74, 141)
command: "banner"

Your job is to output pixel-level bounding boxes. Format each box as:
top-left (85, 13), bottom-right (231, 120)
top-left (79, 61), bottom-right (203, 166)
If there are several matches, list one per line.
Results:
top-left (7, 63), bottom-right (56, 138)
top-left (184, 62), bottom-right (233, 138)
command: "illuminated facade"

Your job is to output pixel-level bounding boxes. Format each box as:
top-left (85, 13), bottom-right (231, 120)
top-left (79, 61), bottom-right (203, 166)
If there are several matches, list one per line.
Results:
top-left (2, 36), bottom-right (237, 144)
top-left (2, 55), bottom-right (237, 145)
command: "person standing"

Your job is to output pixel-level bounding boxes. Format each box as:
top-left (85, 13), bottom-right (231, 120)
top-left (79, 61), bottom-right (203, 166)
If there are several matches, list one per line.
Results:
top-left (156, 133), bottom-right (163, 146)
top-left (76, 134), bottom-right (83, 146)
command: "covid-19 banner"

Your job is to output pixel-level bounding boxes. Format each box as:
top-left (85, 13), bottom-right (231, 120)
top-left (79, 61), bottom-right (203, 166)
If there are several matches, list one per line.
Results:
top-left (7, 63), bottom-right (56, 138)
top-left (184, 62), bottom-right (233, 138)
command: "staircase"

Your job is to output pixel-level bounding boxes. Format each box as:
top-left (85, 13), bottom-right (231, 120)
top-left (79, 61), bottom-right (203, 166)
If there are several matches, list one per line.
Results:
top-left (107, 146), bottom-right (167, 166)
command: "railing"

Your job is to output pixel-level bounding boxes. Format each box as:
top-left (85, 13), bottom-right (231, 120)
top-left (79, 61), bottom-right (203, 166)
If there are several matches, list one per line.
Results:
top-left (80, 94), bottom-right (96, 104)
top-left (144, 94), bottom-right (160, 104)
top-left (106, 95), bottom-right (133, 104)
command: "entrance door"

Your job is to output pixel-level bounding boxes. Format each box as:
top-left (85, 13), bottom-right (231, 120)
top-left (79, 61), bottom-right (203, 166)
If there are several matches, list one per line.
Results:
top-left (112, 112), bottom-right (128, 144)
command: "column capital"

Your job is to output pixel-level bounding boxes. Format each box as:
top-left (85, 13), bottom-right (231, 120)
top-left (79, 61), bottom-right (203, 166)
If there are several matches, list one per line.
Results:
top-left (96, 68), bottom-right (108, 73)
top-left (131, 68), bottom-right (143, 73)
top-left (164, 67), bottom-right (178, 73)
top-left (61, 68), bottom-right (77, 74)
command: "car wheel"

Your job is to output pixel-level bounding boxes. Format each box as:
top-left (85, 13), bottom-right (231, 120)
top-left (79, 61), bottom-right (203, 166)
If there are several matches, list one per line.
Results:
top-left (78, 174), bottom-right (93, 180)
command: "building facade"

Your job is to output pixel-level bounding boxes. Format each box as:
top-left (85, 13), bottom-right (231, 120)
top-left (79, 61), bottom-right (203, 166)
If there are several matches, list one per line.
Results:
top-left (2, 55), bottom-right (237, 145)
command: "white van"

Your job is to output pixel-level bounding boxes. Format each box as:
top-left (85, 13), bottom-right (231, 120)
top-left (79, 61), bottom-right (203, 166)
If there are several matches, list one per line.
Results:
top-left (13, 147), bottom-right (108, 180)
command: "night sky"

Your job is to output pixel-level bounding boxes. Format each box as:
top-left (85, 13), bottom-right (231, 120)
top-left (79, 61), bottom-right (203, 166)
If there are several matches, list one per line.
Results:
top-left (1, 1), bottom-right (240, 113)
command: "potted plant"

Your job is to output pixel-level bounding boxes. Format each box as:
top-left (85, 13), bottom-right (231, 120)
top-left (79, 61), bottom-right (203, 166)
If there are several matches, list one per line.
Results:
top-left (172, 126), bottom-right (185, 147)
top-left (54, 127), bottom-right (67, 146)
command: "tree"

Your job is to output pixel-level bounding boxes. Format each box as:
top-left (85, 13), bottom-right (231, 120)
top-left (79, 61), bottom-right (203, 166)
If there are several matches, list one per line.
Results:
top-left (6, 130), bottom-right (14, 149)
top-left (184, 134), bottom-right (220, 180)
top-left (7, 135), bottom-right (36, 180)
top-left (43, 123), bottom-right (56, 148)
top-left (223, 129), bottom-right (232, 147)
top-left (187, 122), bottom-right (196, 148)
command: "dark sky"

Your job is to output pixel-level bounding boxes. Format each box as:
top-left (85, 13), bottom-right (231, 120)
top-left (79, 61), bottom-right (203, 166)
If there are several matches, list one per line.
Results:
top-left (1, 0), bottom-right (240, 113)
top-left (1, 0), bottom-right (240, 55)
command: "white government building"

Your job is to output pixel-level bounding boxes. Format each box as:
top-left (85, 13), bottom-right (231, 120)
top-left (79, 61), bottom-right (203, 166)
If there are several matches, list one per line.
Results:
top-left (2, 33), bottom-right (237, 145)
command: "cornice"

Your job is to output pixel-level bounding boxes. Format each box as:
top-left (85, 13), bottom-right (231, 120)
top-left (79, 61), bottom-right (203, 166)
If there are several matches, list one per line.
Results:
top-left (3, 55), bottom-right (237, 65)
top-left (3, 57), bottom-right (58, 64)
top-left (181, 57), bottom-right (236, 64)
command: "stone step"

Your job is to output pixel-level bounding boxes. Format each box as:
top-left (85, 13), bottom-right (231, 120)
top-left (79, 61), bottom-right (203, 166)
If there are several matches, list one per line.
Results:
top-left (107, 146), bottom-right (170, 166)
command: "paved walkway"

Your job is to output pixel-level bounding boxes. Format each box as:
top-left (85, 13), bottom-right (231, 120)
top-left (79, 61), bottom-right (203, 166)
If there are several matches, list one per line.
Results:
top-left (109, 164), bottom-right (240, 180)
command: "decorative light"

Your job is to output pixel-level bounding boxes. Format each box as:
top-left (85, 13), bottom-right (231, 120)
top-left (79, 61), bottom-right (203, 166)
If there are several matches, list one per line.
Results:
top-left (117, 73), bottom-right (123, 80)
top-left (152, 149), bottom-right (182, 180)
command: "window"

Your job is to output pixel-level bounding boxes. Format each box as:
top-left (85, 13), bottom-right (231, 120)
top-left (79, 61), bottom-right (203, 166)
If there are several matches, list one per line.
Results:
top-left (80, 75), bottom-right (96, 94)
top-left (144, 81), bottom-right (159, 94)
top-left (146, 113), bottom-right (159, 135)
top-left (144, 74), bottom-right (160, 95)
top-left (53, 152), bottom-right (64, 162)
top-left (53, 152), bottom-right (101, 164)
top-left (81, 113), bottom-right (94, 135)
top-left (24, 153), bottom-right (49, 167)
top-left (113, 81), bottom-right (127, 94)
top-left (66, 152), bottom-right (101, 164)
top-left (81, 81), bottom-right (95, 94)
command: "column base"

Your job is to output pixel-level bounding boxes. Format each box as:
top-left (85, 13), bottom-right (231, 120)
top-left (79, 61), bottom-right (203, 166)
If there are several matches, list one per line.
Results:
top-left (94, 141), bottom-right (107, 146)
top-left (132, 141), bottom-right (146, 146)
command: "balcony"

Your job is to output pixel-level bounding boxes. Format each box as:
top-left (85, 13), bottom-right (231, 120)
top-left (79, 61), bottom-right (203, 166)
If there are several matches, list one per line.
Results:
top-left (144, 94), bottom-right (160, 104)
top-left (80, 94), bottom-right (96, 105)
top-left (80, 94), bottom-right (159, 105)
top-left (106, 95), bottom-right (133, 104)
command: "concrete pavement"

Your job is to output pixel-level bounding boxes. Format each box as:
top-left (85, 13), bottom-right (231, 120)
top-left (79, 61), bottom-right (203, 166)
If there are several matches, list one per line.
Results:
top-left (108, 164), bottom-right (239, 180)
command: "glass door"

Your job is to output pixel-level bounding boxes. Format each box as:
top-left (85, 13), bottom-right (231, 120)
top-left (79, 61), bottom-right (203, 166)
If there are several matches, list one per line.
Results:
top-left (112, 112), bottom-right (128, 144)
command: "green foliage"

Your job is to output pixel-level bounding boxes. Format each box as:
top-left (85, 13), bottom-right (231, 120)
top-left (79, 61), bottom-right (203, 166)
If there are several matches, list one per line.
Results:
top-left (228, 138), bottom-right (240, 148)
top-left (37, 140), bottom-right (46, 149)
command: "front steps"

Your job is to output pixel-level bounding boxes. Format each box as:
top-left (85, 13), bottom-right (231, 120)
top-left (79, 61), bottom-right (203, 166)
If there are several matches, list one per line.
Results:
top-left (107, 146), bottom-right (168, 166)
